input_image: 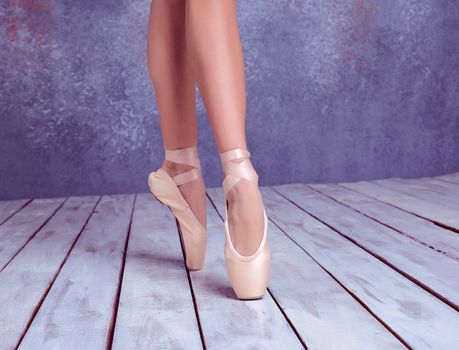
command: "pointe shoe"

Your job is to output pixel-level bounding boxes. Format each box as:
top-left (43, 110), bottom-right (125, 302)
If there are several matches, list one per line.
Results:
top-left (220, 148), bottom-right (270, 300)
top-left (148, 146), bottom-right (207, 271)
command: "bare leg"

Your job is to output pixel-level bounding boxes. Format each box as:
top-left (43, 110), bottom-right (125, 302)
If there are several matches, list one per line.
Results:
top-left (147, 0), bottom-right (206, 228)
top-left (185, 0), bottom-right (264, 255)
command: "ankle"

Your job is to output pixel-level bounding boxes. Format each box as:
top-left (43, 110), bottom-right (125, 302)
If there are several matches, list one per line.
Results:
top-left (162, 160), bottom-right (193, 178)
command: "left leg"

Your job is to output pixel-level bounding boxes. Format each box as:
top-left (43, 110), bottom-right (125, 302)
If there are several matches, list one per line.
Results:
top-left (184, 0), bottom-right (264, 256)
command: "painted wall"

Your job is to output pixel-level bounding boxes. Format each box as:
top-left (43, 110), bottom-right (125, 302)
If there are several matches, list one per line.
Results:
top-left (1, 0), bottom-right (458, 200)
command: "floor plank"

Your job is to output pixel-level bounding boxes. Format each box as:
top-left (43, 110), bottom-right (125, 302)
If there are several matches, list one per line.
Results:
top-left (188, 197), bottom-right (304, 349)
top-left (267, 186), bottom-right (459, 349)
top-left (309, 183), bottom-right (459, 261)
top-left (208, 187), bottom-right (404, 350)
top-left (112, 194), bottom-right (203, 350)
top-left (374, 178), bottom-right (459, 209)
top-left (436, 172), bottom-right (459, 184)
top-left (415, 177), bottom-right (459, 199)
top-left (18, 194), bottom-right (135, 350)
top-left (340, 180), bottom-right (459, 230)
top-left (0, 197), bottom-right (66, 270)
top-left (0, 196), bottom-right (99, 350)
top-left (0, 199), bottom-right (30, 225)
top-left (274, 184), bottom-right (459, 310)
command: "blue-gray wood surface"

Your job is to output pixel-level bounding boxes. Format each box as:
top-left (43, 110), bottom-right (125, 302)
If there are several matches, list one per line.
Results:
top-left (0, 172), bottom-right (458, 349)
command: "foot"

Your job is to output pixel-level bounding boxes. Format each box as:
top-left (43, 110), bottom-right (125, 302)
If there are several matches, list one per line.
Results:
top-left (162, 160), bottom-right (207, 230)
top-left (226, 160), bottom-right (265, 256)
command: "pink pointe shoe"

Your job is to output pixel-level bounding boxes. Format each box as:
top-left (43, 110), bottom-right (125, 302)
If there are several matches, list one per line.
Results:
top-left (148, 146), bottom-right (207, 271)
top-left (220, 148), bottom-right (271, 300)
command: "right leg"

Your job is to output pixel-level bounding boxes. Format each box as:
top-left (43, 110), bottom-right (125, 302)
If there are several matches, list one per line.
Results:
top-left (147, 0), bottom-right (206, 228)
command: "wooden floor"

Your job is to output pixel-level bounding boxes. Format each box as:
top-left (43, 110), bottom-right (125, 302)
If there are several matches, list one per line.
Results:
top-left (1, 173), bottom-right (459, 350)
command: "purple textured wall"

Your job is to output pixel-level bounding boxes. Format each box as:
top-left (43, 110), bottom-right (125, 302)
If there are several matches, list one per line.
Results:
top-left (1, 0), bottom-right (458, 200)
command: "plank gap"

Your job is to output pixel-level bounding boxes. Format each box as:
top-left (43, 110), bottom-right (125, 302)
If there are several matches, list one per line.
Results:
top-left (432, 221), bottom-right (459, 235)
top-left (266, 288), bottom-right (309, 349)
top-left (177, 200), bottom-right (207, 350)
top-left (105, 194), bottom-right (137, 350)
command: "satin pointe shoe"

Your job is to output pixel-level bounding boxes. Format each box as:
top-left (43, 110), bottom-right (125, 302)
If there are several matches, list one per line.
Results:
top-left (148, 146), bottom-right (207, 271)
top-left (220, 148), bottom-right (271, 300)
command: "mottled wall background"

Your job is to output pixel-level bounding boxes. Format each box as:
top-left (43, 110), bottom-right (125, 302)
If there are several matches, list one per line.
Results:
top-left (1, 0), bottom-right (458, 200)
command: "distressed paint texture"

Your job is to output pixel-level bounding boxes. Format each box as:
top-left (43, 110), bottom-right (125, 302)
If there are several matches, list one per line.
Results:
top-left (0, 0), bottom-right (458, 199)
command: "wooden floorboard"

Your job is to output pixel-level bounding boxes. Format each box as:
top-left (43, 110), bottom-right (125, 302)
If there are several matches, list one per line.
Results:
top-left (1, 172), bottom-right (458, 349)
top-left (436, 171), bottom-right (459, 184)
top-left (415, 177), bottom-right (459, 202)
